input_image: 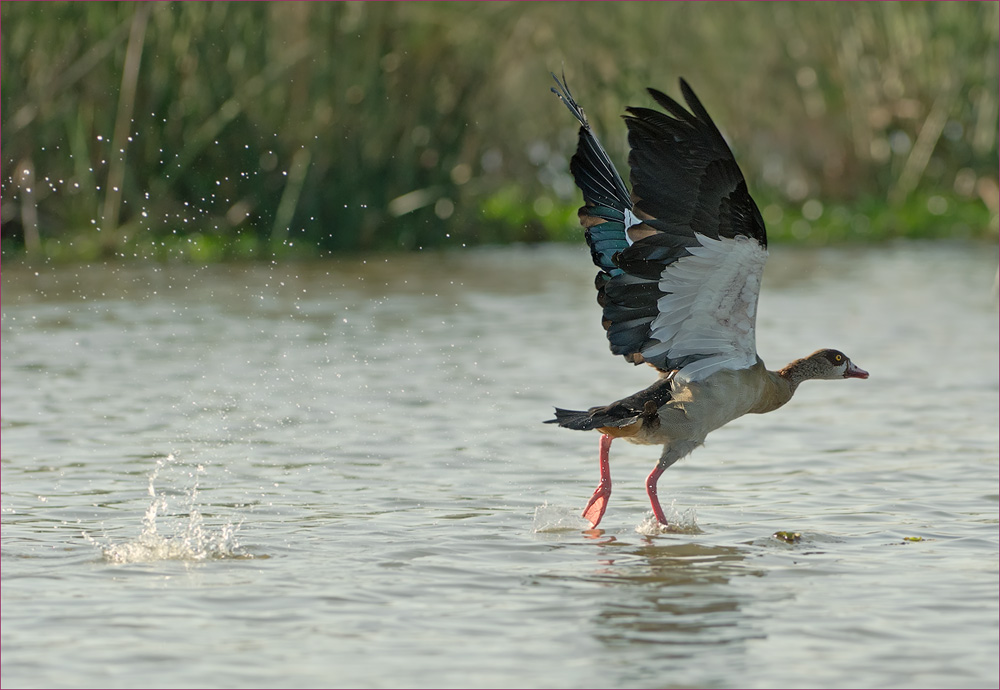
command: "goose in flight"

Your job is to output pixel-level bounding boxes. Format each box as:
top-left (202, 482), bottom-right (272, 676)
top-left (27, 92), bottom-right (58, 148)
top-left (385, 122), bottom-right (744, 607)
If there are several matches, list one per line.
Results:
top-left (547, 74), bottom-right (868, 529)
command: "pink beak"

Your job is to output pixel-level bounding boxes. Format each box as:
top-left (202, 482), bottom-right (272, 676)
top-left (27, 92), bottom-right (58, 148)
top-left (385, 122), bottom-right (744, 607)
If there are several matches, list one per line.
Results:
top-left (845, 362), bottom-right (869, 379)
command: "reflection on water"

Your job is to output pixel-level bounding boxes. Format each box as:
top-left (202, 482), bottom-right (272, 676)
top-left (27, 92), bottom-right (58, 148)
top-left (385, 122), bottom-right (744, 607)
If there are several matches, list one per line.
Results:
top-left (530, 534), bottom-right (769, 687)
top-left (2, 243), bottom-right (998, 689)
top-left (584, 541), bottom-right (759, 647)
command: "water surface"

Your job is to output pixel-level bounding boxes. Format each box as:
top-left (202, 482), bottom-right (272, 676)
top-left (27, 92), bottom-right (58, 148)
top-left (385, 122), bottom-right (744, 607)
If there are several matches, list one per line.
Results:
top-left (3, 243), bottom-right (998, 688)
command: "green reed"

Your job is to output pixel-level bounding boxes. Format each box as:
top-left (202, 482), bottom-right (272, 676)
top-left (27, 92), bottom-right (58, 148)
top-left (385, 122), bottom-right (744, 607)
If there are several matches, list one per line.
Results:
top-left (2, 2), bottom-right (996, 261)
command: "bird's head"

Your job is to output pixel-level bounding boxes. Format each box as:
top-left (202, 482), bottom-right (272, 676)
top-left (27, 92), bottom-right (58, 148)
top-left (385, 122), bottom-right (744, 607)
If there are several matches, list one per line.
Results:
top-left (805, 349), bottom-right (869, 380)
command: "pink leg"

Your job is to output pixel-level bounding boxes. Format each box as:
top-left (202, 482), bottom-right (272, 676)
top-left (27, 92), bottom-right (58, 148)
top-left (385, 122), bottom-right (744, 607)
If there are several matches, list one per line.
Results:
top-left (645, 464), bottom-right (669, 526)
top-left (582, 434), bottom-right (613, 528)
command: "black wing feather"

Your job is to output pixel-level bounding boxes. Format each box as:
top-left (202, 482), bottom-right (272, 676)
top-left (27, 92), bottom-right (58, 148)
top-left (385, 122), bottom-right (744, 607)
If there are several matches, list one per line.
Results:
top-left (625, 84), bottom-right (766, 249)
top-left (551, 76), bottom-right (768, 375)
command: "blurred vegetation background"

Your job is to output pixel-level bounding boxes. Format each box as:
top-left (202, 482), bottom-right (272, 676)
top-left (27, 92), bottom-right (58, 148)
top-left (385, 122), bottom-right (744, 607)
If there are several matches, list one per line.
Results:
top-left (2, 1), bottom-right (998, 262)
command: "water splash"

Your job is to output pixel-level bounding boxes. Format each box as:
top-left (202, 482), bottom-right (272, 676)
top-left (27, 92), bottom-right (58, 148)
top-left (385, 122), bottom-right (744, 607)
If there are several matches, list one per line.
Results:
top-left (94, 454), bottom-right (251, 564)
top-left (532, 500), bottom-right (702, 535)
top-left (635, 502), bottom-right (701, 536)
top-left (532, 502), bottom-right (591, 532)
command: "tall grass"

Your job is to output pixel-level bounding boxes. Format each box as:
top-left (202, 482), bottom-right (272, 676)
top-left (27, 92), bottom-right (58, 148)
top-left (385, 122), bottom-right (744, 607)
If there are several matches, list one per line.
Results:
top-left (2, 2), bottom-right (997, 261)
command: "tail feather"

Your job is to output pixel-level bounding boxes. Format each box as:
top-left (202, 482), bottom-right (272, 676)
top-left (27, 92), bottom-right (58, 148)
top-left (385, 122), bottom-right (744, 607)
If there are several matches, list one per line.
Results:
top-left (545, 407), bottom-right (640, 431)
top-left (545, 375), bottom-right (675, 431)
top-left (545, 407), bottom-right (596, 430)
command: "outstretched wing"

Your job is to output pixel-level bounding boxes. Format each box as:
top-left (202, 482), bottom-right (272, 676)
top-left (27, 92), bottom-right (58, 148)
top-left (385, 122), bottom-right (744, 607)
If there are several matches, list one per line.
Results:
top-left (550, 74), bottom-right (636, 289)
top-left (556, 76), bottom-right (769, 382)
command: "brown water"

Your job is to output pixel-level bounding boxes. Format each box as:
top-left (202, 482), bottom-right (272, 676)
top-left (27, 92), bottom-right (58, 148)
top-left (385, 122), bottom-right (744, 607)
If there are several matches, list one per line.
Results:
top-left (2, 242), bottom-right (998, 688)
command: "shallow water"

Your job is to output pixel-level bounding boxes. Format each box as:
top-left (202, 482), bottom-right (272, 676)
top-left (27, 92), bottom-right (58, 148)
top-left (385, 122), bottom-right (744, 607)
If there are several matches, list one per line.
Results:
top-left (2, 242), bottom-right (998, 689)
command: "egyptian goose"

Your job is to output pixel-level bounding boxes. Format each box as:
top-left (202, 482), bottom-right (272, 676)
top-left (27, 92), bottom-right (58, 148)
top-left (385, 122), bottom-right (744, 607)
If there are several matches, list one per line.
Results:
top-left (547, 75), bottom-right (868, 529)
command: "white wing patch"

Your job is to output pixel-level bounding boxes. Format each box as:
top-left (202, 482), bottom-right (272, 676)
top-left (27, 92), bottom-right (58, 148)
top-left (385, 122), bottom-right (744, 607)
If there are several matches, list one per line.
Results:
top-left (623, 208), bottom-right (642, 246)
top-left (640, 233), bottom-right (768, 382)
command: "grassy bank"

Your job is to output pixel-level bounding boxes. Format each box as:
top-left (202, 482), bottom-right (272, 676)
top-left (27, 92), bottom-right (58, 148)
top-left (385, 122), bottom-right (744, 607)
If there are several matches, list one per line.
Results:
top-left (2, 2), bottom-right (997, 262)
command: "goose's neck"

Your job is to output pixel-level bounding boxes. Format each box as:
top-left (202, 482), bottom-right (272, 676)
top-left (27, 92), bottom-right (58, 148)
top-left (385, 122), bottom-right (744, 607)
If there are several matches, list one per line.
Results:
top-left (747, 362), bottom-right (797, 415)
top-left (777, 356), bottom-right (825, 392)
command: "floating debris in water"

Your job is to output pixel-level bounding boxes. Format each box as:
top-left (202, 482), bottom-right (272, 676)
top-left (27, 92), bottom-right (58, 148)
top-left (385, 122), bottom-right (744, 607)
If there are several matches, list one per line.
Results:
top-left (902, 536), bottom-right (925, 543)
top-left (773, 531), bottom-right (802, 543)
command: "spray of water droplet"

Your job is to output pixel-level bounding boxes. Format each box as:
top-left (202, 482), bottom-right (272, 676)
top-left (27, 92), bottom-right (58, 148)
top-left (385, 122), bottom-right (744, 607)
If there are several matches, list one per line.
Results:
top-left (93, 454), bottom-right (251, 564)
top-left (531, 501), bottom-right (591, 533)
top-left (634, 502), bottom-right (701, 536)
